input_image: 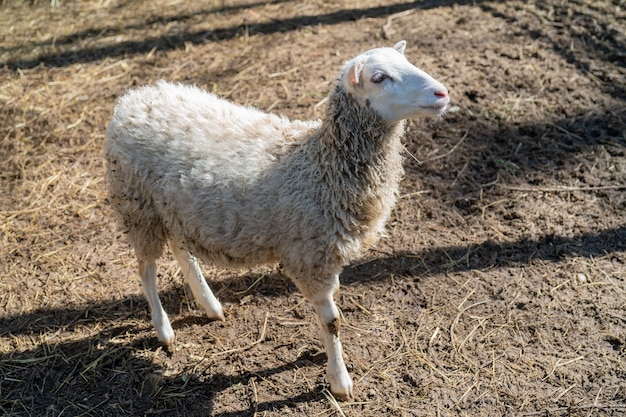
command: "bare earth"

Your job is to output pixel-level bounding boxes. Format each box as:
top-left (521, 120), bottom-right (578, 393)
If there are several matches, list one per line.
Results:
top-left (1, 0), bottom-right (625, 416)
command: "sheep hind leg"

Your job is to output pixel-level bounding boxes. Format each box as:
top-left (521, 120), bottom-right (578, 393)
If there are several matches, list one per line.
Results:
top-left (170, 242), bottom-right (225, 322)
top-left (309, 277), bottom-right (354, 401)
top-left (139, 258), bottom-right (175, 346)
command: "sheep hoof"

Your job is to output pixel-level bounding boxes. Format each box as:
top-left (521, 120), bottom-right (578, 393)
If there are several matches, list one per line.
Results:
top-left (330, 385), bottom-right (354, 402)
top-left (157, 332), bottom-right (175, 348)
top-left (328, 373), bottom-right (354, 401)
top-left (156, 323), bottom-right (176, 347)
top-left (204, 304), bottom-right (225, 322)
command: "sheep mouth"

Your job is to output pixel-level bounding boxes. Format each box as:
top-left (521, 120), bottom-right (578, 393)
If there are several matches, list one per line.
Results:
top-left (419, 103), bottom-right (448, 110)
top-left (419, 103), bottom-right (448, 115)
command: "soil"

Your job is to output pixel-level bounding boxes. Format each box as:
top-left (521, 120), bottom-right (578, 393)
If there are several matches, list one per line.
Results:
top-left (1, 0), bottom-right (625, 416)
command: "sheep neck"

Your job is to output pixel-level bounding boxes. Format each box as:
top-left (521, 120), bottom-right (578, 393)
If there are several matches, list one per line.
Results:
top-left (311, 85), bottom-right (405, 236)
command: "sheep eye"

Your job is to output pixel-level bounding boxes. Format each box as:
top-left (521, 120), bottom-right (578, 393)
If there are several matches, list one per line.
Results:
top-left (371, 72), bottom-right (390, 84)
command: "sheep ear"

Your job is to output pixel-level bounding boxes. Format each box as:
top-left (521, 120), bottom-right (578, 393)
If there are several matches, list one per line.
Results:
top-left (393, 40), bottom-right (407, 55)
top-left (347, 60), bottom-right (364, 86)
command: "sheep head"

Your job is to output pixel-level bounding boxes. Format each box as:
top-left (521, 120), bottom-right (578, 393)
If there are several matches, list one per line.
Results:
top-left (341, 41), bottom-right (449, 123)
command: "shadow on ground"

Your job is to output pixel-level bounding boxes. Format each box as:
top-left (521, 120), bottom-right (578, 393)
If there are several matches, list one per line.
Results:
top-left (0, 317), bottom-right (325, 416)
top-left (1, 0), bottom-right (476, 69)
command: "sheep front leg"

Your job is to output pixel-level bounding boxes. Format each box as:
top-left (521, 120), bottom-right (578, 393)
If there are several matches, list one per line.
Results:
top-left (170, 242), bottom-right (225, 322)
top-left (310, 278), bottom-right (354, 401)
top-left (139, 258), bottom-right (175, 346)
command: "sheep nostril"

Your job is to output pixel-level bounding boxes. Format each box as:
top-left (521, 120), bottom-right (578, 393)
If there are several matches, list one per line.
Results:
top-left (434, 90), bottom-right (448, 98)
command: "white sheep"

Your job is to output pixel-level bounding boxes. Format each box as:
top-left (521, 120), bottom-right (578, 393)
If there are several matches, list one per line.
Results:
top-left (104, 40), bottom-right (449, 400)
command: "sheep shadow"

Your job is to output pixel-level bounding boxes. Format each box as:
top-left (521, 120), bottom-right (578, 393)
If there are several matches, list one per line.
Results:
top-left (0, 297), bottom-right (325, 417)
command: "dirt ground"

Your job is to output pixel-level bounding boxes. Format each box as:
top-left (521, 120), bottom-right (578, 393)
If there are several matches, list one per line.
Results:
top-left (1, 0), bottom-right (625, 416)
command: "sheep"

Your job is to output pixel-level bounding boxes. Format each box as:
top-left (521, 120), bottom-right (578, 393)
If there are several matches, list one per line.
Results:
top-left (104, 40), bottom-right (449, 400)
